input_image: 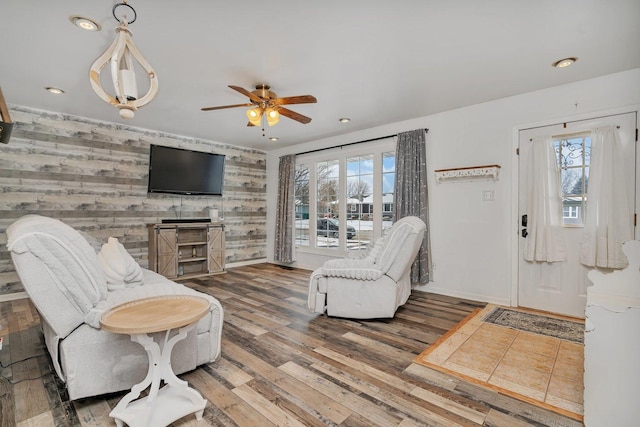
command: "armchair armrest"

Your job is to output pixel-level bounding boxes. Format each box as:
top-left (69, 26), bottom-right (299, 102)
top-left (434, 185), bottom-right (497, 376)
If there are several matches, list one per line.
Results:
top-left (321, 258), bottom-right (383, 280)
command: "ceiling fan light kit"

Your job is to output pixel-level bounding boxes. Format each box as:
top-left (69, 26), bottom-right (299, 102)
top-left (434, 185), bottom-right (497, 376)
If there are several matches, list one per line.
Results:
top-left (246, 107), bottom-right (261, 126)
top-left (202, 84), bottom-right (317, 134)
top-left (89, 1), bottom-right (158, 119)
top-left (266, 108), bottom-right (280, 126)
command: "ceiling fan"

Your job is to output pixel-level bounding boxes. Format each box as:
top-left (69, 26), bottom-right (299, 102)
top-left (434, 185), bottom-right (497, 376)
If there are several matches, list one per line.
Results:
top-left (201, 84), bottom-right (317, 128)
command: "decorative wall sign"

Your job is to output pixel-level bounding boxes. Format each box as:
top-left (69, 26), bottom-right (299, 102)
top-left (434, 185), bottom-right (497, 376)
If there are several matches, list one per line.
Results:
top-left (434, 164), bottom-right (501, 183)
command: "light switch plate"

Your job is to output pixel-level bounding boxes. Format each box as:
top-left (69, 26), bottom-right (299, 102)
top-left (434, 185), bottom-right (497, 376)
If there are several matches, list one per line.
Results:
top-left (482, 190), bottom-right (495, 201)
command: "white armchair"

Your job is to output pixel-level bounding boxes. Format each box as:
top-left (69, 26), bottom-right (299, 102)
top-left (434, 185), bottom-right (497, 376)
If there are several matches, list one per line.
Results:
top-left (308, 216), bottom-right (426, 319)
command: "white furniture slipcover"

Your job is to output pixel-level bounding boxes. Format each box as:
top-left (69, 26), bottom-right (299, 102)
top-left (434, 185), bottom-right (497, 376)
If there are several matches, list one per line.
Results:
top-left (6, 215), bottom-right (224, 400)
top-left (308, 216), bottom-right (426, 319)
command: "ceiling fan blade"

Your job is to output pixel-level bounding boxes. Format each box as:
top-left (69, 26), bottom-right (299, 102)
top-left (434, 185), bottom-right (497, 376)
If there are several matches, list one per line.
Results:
top-left (273, 95), bottom-right (317, 106)
top-left (246, 121), bottom-right (256, 127)
top-left (228, 85), bottom-right (263, 104)
top-left (279, 107), bottom-right (312, 124)
top-left (201, 103), bottom-right (253, 111)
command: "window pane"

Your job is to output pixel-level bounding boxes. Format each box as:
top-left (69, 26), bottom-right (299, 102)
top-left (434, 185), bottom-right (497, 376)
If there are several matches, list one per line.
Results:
top-left (347, 158), bottom-right (359, 177)
top-left (584, 166), bottom-right (589, 194)
top-left (557, 137), bottom-right (587, 168)
top-left (296, 148), bottom-right (396, 253)
top-left (382, 152), bottom-right (395, 232)
top-left (348, 156), bottom-right (374, 175)
top-left (317, 160), bottom-right (339, 248)
top-left (294, 165), bottom-right (310, 247)
top-left (383, 153), bottom-right (395, 171)
top-left (360, 155), bottom-right (374, 174)
top-left (561, 168), bottom-right (582, 195)
top-left (555, 132), bottom-right (590, 226)
top-left (346, 155), bottom-right (374, 251)
top-left (584, 136), bottom-right (591, 162)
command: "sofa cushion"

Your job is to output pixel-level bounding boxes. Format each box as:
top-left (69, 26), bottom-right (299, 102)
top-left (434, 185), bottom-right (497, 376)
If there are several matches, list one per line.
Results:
top-left (97, 237), bottom-right (143, 290)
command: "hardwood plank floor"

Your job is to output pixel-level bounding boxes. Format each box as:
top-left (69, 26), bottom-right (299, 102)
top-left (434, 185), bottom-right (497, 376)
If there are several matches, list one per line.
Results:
top-left (0, 264), bottom-right (583, 426)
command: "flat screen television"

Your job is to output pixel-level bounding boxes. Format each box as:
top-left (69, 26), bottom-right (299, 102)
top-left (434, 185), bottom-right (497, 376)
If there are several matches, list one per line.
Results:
top-left (147, 145), bottom-right (225, 195)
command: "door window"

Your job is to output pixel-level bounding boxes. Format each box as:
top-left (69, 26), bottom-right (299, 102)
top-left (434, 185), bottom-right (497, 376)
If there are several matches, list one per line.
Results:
top-left (554, 133), bottom-right (591, 226)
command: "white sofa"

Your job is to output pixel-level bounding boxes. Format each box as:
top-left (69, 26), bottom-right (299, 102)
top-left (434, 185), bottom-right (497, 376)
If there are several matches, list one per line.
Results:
top-left (308, 216), bottom-right (426, 319)
top-left (6, 215), bottom-right (224, 400)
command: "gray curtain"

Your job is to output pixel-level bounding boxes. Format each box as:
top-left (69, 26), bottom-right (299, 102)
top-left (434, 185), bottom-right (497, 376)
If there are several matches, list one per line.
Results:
top-left (274, 154), bottom-right (296, 263)
top-left (394, 129), bottom-right (431, 284)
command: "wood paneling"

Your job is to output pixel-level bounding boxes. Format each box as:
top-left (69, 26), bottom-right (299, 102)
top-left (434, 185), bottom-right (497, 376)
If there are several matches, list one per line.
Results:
top-left (0, 106), bottom-right (267, 296)
top-left (0, 264), bottom-right (583, 426)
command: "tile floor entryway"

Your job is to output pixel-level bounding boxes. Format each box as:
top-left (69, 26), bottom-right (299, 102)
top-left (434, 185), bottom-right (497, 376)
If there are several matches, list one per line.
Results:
top-left (415, 305), bottom-right (584, 419)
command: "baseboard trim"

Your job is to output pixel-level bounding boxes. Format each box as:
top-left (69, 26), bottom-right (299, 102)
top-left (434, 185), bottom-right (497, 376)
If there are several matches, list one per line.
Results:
top-left (226, 258), bottom-right (268, 268)
top-left (0, 291), bottom-right (29, 302)
top-left (416, 284), bottom-right (510, 307)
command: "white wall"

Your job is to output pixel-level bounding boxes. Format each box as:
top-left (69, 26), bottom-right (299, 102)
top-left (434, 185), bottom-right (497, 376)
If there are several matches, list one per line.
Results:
top-left (266, 68), bottom-right (640, 306)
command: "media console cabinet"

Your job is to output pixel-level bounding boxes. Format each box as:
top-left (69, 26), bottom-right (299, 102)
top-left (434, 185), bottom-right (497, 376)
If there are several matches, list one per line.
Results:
top-left (148, 222), bottom-right (225, 280)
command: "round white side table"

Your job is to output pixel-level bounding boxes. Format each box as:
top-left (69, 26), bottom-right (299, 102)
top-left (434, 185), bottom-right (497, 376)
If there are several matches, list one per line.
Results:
top-left (100, 295), bottom-right (210, 427)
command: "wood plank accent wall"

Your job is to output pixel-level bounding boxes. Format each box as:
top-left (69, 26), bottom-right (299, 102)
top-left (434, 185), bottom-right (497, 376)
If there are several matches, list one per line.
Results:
top-left (0, 106), bottom-right (267, 296)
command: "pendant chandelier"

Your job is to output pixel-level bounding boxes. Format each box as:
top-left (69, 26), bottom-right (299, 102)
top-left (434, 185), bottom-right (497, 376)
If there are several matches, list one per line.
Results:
top-left (89, 1), bottom-right (158, 119)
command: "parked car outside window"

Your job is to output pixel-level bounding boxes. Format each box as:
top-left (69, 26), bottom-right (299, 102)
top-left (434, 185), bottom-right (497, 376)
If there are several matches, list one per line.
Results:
top-left (317, 218), bottom-right (356, 239)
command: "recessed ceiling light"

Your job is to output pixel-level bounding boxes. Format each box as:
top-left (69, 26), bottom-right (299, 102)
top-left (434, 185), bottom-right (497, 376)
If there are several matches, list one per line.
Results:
top-left (339, 118), bottom-right (351, 123)
top-left (69, 15), bottom-right (101, 31)
top-left (552, 57), bottom-right (578, 68)
top-left (269, 137), bottom-right (279, 142)
top-left (45, 87), bottom-right (65, 95)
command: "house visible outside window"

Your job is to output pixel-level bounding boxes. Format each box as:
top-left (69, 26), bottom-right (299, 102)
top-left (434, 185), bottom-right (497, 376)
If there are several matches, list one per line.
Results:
top-left (294, 139), bottom-right (395, 253)
top-left (553, 133), bottom-right (590, 226)
top-left (382, 152), bottom-right (395, 223)
top-left (563, 205), bottom-right (579, 219)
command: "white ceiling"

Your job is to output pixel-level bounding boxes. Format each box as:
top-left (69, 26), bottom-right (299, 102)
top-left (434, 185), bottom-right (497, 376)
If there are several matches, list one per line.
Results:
top-left (2, 1), bottom-right (639, 151)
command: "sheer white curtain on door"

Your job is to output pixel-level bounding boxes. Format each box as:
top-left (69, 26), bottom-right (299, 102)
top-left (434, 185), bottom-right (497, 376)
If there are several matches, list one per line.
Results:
top-left (580, 126), bottom-right (633, 269)
top-left (524, 135), bottom-right (567, 262)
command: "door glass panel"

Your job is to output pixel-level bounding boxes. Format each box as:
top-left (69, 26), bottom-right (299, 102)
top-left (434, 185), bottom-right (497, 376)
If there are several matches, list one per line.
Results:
top-left (554, 134), bottom-right (591, 226)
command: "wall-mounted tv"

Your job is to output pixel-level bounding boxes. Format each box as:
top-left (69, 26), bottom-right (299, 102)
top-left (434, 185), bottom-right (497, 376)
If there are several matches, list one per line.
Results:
top-left (147, 145), bottom-right (225, 196)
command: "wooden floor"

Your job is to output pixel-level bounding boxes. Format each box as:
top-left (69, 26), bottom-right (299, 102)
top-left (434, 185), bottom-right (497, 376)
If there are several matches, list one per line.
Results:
top-left (0, 264), bottom-right (583, 427)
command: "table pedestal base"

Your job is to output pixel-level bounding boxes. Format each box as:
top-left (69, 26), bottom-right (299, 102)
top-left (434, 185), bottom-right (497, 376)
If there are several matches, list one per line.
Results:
top-left (109, 323), bottom-right (206, 427)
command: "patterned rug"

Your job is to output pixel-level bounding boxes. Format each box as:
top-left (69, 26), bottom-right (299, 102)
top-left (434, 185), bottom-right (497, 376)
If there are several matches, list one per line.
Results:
top-left (483, 307), bottom-right (584, 344)
top-left (412, 304), bottom-right (584, 421)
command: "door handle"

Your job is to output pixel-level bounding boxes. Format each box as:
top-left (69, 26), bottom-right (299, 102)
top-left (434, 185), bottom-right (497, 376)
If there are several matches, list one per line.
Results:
top-left (521, 229), bottom-right (528, 238)
top-left (521, 214), bottom-right (527, 227)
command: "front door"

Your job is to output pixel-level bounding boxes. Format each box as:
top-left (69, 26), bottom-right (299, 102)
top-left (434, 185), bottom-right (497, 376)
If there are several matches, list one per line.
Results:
top-left (518, 112), bottom-right (636, 318)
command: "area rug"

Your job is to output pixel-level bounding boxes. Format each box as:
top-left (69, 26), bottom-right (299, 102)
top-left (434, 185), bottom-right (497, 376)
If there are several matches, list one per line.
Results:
top-left (413, 304), bottom-right (584, 421)
top-left (483, 306), bottom-right (584, 344)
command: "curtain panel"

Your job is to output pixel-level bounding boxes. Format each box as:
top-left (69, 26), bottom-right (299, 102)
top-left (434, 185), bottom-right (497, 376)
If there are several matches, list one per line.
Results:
top-left (523, 135), bottom-right (567, 262)
top-left (394, 129), bottom-right (431, 284)
top-left (274, 154), bottom-right (296, 263)
top-left (580, 126), bottom-right (633, 268)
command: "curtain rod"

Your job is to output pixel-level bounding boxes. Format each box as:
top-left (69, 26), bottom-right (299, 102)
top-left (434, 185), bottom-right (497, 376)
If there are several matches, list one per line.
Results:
top-left (295, 128), bottom-right (429, 157)
top-left (520, 112), bottom-right (625, 132)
